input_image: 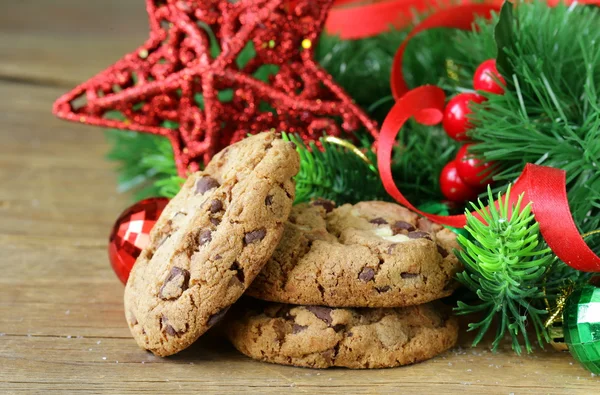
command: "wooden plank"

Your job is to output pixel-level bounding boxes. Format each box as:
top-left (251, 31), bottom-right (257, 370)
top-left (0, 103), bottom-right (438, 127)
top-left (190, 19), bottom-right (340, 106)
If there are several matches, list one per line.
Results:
top-left (0, 0), bottom-right (148, 86)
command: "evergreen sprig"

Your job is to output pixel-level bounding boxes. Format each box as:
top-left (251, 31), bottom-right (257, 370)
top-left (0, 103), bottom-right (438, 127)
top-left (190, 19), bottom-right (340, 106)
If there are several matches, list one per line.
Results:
top-left (105, 130), bottom-right (183, 201)
top-left (283, 133), bottom-right (388, 204)
top-left (392, 121), bottom-right (458, 203)
top-left (455, 186), bottom-right (555, 354)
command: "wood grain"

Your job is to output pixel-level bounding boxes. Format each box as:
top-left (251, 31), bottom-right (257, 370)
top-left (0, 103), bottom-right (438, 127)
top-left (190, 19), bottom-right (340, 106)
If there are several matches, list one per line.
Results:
top-left (0, 1), bottom-right (598, 394)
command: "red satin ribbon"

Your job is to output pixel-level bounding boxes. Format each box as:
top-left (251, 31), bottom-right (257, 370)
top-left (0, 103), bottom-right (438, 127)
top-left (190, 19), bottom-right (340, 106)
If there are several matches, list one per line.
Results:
top-left (327, 0), bottom-right (505, 40)
top-left (326, 0), bottom-right (596, 41)
top-left (390, 3), bottom-right (501, 99)
top-left (326, 0), bottom-right (455, 39)
top-left (378, 3), bottom-right (600, 272)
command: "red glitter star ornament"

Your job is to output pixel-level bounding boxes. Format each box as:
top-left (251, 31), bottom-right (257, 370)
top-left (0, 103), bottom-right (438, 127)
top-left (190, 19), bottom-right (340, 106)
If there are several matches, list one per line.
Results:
top-left (53, 0), bottom-right (378, 176)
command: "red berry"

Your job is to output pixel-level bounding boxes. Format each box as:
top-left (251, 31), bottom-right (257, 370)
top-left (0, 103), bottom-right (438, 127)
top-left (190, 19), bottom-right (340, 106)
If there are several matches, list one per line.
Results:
top-left (473, 59), bottom-right (505, 95)
top-left (439, 160), bottom-right (480, 203)
top-left (442, 93), bottom-right (486, 141)
top-left (455, 144), bottom-right (494, 187)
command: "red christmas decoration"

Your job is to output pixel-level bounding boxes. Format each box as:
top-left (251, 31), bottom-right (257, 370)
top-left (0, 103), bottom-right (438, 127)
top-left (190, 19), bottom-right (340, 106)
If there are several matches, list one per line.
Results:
top-left (442, 93), bottom-right (486, 141)
top-left (455, 144), bottom-right (494, 187)
top-left (108, 197), bottom-right (169, 284)
top-left (52, 0), bottom-right (378, 177)
top-left (473, 59), bottom-right (505, 94)
top-left (439, 160), bottom-right (479, 202)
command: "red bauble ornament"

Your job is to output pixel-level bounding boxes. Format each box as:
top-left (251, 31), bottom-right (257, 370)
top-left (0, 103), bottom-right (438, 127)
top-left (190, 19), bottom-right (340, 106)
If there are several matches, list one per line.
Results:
top-left (473, 59), bottom-right (505, 95)
top-left (455, 144), bottom-right (494, 187)
top-left (439, 160), bottom-right (479, 203)
top-left (52, 0), bottom-right (378, 177)
top-left (108, 197), bottom-right (169, 284)
top-left (442, 93), bottom-right (486, 141)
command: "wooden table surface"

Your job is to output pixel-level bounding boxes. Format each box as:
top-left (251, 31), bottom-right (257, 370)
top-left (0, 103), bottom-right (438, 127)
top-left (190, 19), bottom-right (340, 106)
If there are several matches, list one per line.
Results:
top-left (0, 1), bottom-right (598, 394)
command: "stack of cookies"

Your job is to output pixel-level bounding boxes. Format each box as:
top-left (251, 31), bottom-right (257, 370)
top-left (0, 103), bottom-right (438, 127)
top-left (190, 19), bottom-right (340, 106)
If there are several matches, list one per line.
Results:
top-left (228, 200), bottom-right (461, 368)
top-left (123, 132), bottom-right (462, 369)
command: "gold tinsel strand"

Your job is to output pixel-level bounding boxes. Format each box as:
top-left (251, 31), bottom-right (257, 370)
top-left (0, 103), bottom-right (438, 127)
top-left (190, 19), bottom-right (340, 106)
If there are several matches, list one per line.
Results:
top-left (322, 136), bottom-right (377, 172)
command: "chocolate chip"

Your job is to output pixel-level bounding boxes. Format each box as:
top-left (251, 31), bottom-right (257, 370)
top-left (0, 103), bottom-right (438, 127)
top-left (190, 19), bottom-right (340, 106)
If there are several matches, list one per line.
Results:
top-left (230, 261), bottom-right (245, 284)
top-left (195, 176), bottom-right (219, 195)
top-left (273, 320), bottom-right (286, 343)
top-left (392, 221), bottom-right (416, 234)
top-left (292, 324), bottom-right (307, 334)
top-left (347, 332), bottom-right (353, 337)
top-left (437, 245), bottom-right (449, 257)
top-left (289, 141), bottom-right (297, 149)
top-left (265, 195), bottom-right (274, 206)
top-left (129, 313), bottom-right (138, 326)
top-left (369, 217), bottom-right (388, 225)
top-left (198, 229), bottom-right (212, 245)
top-left (332, 324), bottom-right (346, 332)
top-left (376, 286), bottom-right (391, 293)
top-left (275, 308), bottom-right (293, 320)
top-left (207, 307), bottom-right (230, 327)
top-left (306, 306), bottom-right (333, 325)
top-left (401, 272), bottom-right (419, 279)
top-left (358, 267), bottom-right (375, 282)
top-left (321, 349), bottom-right (335, 362)
top-left (159, 267), bottom-right (190, 300)
top-left (387, 243), bottom-right (398, 254)
top-left (209, 199), bottom-right (222, 213)
top-left (164, 324), bottom-right (178, 336)
top-left (311, 198), bottom-right (335, 213)
top-left (214, 254), bottom-right (222, 260)
top-left (244, 228), bottom-right (266, 244)
top-left (408, 231), bottom-right (432, 240)
top-left (210, 218), bottom-right (221, 226)
top-left (160, 314), bottom-right (179, 336)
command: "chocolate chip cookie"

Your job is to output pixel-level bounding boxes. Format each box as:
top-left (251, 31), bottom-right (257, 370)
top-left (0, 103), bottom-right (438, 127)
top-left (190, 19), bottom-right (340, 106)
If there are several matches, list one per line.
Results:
top-left (226, 299), bottom-right (458, 369)
top-left (247, 200), bottom-right (461, 307)
top-left (124, 132), bottom-right (299, 356)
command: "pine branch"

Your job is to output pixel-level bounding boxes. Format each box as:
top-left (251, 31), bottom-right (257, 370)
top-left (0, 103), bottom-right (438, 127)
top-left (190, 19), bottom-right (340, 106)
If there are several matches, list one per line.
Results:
top-left (454, 186), bottom-right (555, 354)
top-left (283, 133), bottom-right (389, 204)
top-left (105, 130), bottom-right (183, 200)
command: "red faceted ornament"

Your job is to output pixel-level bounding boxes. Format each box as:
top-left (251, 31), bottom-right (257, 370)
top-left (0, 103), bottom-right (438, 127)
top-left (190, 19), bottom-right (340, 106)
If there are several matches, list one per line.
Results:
top-left (439, 160), bottom-right (479, 203)
top-left (108, 197), bottom-right (169, 284)
top-left (473, 59), bottom-right (505, 95)
top-left (442, 93), bottom-right (486, 141)
top-left (455, 144), bottom-right (494, 187)
top-left (52, 0), bottom-right (378, 177)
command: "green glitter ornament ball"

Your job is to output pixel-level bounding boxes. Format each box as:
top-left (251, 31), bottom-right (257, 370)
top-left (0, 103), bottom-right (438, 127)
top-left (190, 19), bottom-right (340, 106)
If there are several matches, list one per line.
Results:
top-left (564, 284), bottom-right (600, 374)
